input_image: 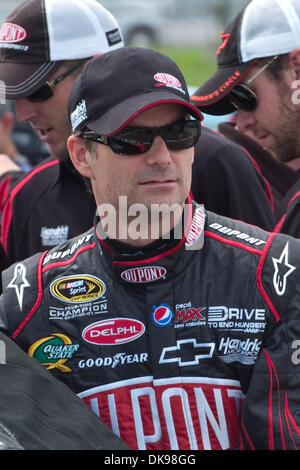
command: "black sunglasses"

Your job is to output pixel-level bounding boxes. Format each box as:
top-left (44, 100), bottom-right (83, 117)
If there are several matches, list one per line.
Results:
top-left (228, 83), bottom-right (257, 112)
top-left (227, 55), bottom-right (278, 112)
top-left (26, 61), bottom-right (86, 103)
top-left (78, 119), bottom-right (201, 156)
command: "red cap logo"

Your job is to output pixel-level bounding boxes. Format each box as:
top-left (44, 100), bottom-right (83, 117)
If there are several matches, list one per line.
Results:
top-left (0, 23), bottom-right (26, 43)
top-left (216, 32), bottom-right (231, 55)
top-left (154, 73), bottom-right (181, 88)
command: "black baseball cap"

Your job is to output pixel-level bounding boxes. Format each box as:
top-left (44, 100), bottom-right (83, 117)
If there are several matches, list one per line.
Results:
top-left (0, 0), bottom-right (124, 100)
top-left (192, 0), bottom-right (300, 115)
top-left (68, 47), bottom-right (203, 136)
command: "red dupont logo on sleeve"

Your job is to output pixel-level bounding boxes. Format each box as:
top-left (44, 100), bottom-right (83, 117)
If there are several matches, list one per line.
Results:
top-left (82, 318), bottom-right (145, 345)
top-left (0, 23), bottom-right (26, 42)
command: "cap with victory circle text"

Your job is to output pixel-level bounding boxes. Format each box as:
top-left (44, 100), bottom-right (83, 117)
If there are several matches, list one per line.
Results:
top-left (191, 0), bottom-right (300, 115)
top-left (68, 46), bottom-right (203, 136)
top-left (0, 0), bottom-right (124, 100)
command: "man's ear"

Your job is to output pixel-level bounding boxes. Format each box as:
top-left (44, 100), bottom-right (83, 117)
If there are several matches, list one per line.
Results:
top-left (289, 49), bottom-right (300, 79)
top-left (67, 135), bottom-right (94, 179)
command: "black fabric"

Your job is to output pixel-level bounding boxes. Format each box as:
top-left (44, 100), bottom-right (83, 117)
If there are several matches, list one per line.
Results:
top-left (192, 126), bottom-right (275, 230)
top-left (0, 332), bottom-right (129, 450)
top-left (1, 204), bottom-right (300, 449)
top-left (1, 156), bottom-right (96, 265)
top-left (274, 178), bottom-right (300, 237)
top-left (218, 121), bottom-right (299, 220)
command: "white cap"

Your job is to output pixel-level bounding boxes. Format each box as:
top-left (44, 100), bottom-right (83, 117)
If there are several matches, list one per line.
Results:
top-left (240, 0), bottom-right (300, 62)
top-left (0, 0), bottom-right (124, 99)
top-left (192, 0), bottom-right (300, 115)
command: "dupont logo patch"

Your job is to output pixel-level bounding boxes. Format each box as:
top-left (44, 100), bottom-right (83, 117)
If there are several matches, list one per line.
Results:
top-left (50, 275), bottom-right (106, 303)
top-left (0, 23), bottom-right (26, 43)
top-left (185, 207), bottom-right (205, 248)
top-left (121, 266), bottom-right (166, 283)
top-left (82, 318), bottom-right (145, 345)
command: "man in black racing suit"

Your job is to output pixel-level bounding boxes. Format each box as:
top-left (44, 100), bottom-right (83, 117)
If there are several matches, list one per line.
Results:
top-left (1, 47), bottom-right (300, 451)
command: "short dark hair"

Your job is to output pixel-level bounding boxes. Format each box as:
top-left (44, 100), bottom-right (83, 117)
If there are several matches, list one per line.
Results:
top-left (62, 58), bottom-right (92, 78)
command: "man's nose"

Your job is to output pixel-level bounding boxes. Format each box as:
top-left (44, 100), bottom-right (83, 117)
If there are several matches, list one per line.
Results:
top-left (144, 136), bottom-right (173, 167)
top-left (235, 108), bottom-right (257, 133)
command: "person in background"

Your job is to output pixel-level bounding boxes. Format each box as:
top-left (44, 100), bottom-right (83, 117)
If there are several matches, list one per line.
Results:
top-left (0, 0), bottom-right (275, 268)
top-left (0, 0), bottom-right (124, 264)
top-left (1, 46), bottom-right (300, 450)
top-left (0, 103), bottom-right (32, 172)
top-left (191, 0), bottom-right (300, 233)
top-left (218, 114), bottom-right (299, 220)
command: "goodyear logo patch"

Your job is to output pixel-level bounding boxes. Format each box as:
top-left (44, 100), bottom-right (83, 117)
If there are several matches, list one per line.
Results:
top-left (28, 333), bottom-right (79, 373)
top-left (50, 275), bottom-right (106, 303)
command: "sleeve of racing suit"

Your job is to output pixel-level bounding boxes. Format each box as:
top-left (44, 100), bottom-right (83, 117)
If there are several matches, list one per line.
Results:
top-left (0, 252), bottom-right (45, 339)
top-left (240, 233), bottom-right (300, 449)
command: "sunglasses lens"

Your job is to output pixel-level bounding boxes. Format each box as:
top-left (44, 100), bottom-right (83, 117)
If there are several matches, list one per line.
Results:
top-left (110, 129), bottom-right (153, 155)
top-left (162, 120), bottom-right (200, 150)
top-left (228, 84), bottom-right (257, 112)
top-left (27, 85), bottom-right (53, 103)
top-left (110, 120), bottom-right (200, 155)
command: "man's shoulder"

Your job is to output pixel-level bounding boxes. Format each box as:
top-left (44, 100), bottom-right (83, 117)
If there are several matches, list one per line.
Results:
top-left (1, 228), bottom-right (97, 329)
top-left (205, 210), bottom-right (300, 320)
top-left (205, 210), bottom-right (270, 251)
top-left (3, 227), bottom-right (96, 275)
top-left (7, 156), bottom-right (60, 197)
top-left (199, 125), bottom-right (249, 157)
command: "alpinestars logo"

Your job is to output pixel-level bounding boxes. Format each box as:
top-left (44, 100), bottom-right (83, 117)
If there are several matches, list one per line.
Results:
top-left (272, 242), bottom-right (296, 295)
top-left (7, 263), bottom-right (30, 310)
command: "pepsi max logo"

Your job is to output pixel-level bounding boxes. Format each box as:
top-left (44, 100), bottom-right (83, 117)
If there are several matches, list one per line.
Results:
top-left (152, 304), bottom-right (173, 327)
top-left (0, 23), bottom-right (26, 43)
top-left (121, 266), bottom-right (166, 283)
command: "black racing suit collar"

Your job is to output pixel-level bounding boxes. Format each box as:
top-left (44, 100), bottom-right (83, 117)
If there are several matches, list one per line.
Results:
top-left (94, 197), bottom-right (206, 285)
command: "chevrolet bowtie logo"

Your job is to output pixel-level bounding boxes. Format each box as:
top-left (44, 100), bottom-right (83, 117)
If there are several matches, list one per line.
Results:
top-left (159, 338), bottom-right (215, 367)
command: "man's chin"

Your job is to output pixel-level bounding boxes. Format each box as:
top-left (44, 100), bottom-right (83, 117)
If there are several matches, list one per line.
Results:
top-left (46, 142), bottom-right (69, 160)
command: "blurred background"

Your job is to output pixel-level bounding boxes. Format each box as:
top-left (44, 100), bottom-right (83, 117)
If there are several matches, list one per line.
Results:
top-left (0, 0), bottom-right (250, 164)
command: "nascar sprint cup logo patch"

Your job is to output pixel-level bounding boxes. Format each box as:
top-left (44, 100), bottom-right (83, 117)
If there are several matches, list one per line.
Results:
top-left (50, 275), bottom-right (106, 303)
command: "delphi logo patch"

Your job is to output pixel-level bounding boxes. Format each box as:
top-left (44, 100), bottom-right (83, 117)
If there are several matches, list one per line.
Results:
top-left (82, 318), bottom-right (145, 345)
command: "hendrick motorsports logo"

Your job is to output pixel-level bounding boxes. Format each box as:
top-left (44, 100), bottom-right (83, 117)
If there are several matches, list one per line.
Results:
top-left (50, 274), bottom-right (105, 303)
top-left (218, 336), bottom-right (262, 365)
top-left (28, 333), bottom-right (79, 372)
